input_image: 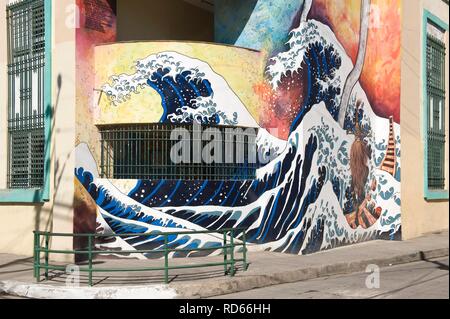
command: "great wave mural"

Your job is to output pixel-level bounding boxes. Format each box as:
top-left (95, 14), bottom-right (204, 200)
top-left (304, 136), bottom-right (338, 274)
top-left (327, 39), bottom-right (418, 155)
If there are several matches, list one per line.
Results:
top-left (75, 0), bottom-right (402, 259)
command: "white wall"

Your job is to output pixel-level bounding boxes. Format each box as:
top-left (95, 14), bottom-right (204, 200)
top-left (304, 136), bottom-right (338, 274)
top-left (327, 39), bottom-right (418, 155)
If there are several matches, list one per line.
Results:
top-left (401, 0), bottom-right (449, 239)
top-left (0, 0), bottom-right (76, 261)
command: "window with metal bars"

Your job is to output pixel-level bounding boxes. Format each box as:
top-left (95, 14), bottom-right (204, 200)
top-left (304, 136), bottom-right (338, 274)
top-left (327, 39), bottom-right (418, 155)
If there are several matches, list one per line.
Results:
top-left (98, 123), bottom-right (258, 181)
top-left (426, 27), bottom-right (447, 190)
top-left (6, 0), bottom-right (45, 189)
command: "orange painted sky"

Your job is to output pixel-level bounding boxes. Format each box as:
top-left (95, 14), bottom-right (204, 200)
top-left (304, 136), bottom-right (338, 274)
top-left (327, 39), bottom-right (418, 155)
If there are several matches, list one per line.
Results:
top-left (310, 0), bottom-right (401, 123)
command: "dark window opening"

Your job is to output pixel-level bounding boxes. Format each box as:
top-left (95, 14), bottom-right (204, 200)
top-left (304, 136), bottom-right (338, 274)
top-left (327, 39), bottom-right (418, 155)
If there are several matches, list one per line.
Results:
top-left (115, 0), bottom-right (214, 42)
top-left (98, 123), bottom-right (258, 181)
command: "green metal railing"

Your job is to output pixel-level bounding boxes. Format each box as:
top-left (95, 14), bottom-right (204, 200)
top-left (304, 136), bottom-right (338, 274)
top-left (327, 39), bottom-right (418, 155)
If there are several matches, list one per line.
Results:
top-left (33, 229), bottom-right (248, 287)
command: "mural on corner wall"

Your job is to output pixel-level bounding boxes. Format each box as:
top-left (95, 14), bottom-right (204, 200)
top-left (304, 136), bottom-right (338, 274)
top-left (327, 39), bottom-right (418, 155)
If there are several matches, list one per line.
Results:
top-left (75, 0), bottom-right (401, 259)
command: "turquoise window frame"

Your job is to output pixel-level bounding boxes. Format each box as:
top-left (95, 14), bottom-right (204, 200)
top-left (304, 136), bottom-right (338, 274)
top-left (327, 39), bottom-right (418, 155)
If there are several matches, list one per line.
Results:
top-left (422, 9), bottom-right (449, 201)
top-left (0, 0), bottom-right (52, 204)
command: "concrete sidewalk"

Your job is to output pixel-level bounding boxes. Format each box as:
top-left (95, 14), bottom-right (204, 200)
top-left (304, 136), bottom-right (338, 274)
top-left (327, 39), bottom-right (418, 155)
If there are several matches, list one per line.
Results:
top-left (0, 231), bottom-right (448, 299)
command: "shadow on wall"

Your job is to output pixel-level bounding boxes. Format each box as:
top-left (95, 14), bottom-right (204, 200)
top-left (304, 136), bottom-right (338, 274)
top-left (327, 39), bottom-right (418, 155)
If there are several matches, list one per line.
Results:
top-left (33, 74), bottom-right (78, 254)
top-left (116, 0), bottom-right (215, 42)
top-left (106, 0), bottom-right (117, 15)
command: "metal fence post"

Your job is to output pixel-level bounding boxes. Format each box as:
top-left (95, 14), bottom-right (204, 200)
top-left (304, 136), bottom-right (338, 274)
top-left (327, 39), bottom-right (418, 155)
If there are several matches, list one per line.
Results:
top-left (44, 233), bottom-right (49, 280)
top-left (230, 229), bottom-right (235, 276)
top-left (164, 234), bottom-right (169, 284)
top-left (33, 232), bottom-right (39, 280)
top-left (242, 230), bottom-right (248, 271)
top-left (36, 232), bottom-right (41, 282)
top-left (223, 230), bottom-right (228, 275)
top-left (88, 234), bottom-right (93, 287)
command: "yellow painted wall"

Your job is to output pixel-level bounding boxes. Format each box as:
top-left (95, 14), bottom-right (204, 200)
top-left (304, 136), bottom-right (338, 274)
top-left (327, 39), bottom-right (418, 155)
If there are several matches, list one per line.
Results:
top-left (0, 0), bottom-right (76, 261)
top-left (94, 41), bottom-right (266, 125)
top-left (401, 0), bottom-right (449, 239)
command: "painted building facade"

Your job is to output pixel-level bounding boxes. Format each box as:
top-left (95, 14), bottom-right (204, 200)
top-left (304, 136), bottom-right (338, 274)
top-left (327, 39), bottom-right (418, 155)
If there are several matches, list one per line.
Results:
top-left (0, 0), bottom-right (448, 261)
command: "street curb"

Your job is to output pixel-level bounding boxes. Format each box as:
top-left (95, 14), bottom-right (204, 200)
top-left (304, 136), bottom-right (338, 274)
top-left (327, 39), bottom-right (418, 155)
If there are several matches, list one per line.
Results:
top-left (1, 247), bottom-right (448, 299)
top-left (0, 281), bottom-right (178, 299)
top-left (172, 248), bottom-right (449, 298)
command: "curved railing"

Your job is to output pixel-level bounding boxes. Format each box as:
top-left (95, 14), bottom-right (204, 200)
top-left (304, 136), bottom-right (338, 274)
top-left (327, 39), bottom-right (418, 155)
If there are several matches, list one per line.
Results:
top-left (33, 229), bottom-right (248, 286)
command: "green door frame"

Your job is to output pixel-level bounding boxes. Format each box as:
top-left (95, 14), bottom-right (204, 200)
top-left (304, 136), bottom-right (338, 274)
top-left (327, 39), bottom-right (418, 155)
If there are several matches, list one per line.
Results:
top-left (422, 9), bottom-right (449, 201)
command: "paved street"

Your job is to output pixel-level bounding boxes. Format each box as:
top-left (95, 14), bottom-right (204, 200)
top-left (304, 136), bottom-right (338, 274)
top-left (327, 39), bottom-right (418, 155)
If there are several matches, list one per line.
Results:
top-left (1, 231), bottom-right (448, 299)
top-left (1, 257), bottom-right (448, 299)
top-left (212, 257), bottom-right (449, 299)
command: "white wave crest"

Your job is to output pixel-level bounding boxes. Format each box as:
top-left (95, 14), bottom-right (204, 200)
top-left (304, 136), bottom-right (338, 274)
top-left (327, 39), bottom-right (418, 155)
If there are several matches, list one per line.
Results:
top-left (166, 96), bottom-right (239, 126)
top-left (101, 51), bottom-right (258, 128)
top-left (266, 20), bottom-right (350, 91)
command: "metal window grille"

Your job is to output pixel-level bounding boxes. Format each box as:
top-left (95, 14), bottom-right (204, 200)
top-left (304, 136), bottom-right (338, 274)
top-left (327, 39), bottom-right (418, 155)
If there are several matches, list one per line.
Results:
top-left (98, 123), bottom-right (258, 181)
top-left (426, 32), bottom-right (446, 190)
top-left (6, 0), bottom-right (45, 189)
